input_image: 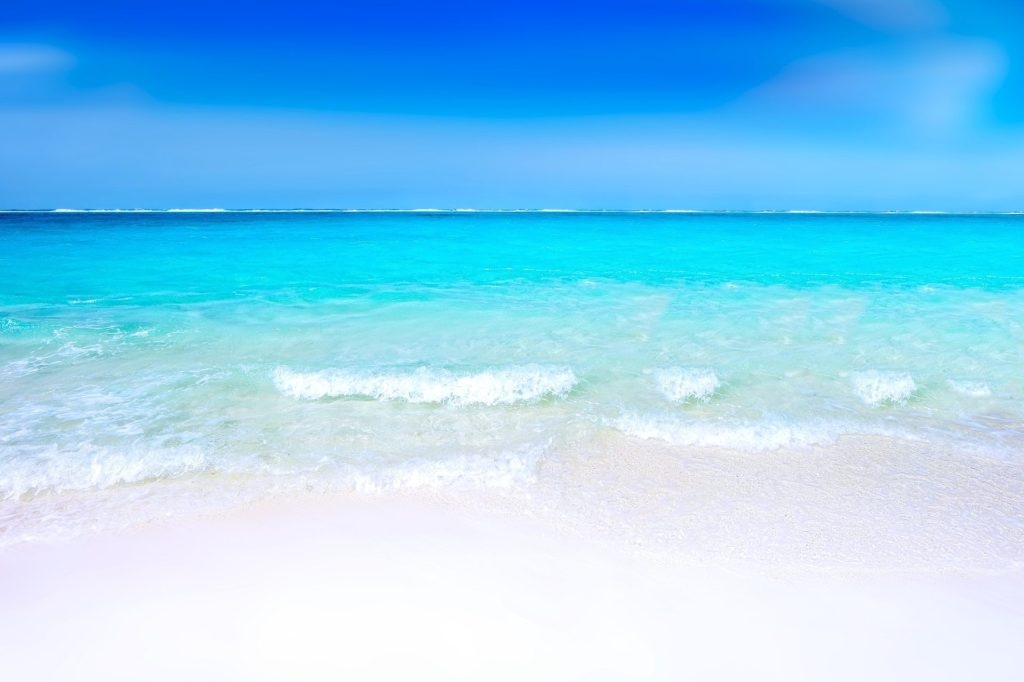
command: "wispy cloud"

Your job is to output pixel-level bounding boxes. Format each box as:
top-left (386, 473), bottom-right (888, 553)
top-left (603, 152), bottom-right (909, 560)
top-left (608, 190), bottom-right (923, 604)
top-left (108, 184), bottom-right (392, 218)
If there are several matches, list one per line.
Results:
top-left (811, 0), bottom-right (948, 30)
top-left (0, 44), bottom-right (74, 74)
top-left (3, 102), bottom-right (1023, 210)
top-left (2, 2), bottom-right (1022, 209)
top-left (733, 38), bottom-right (1007, 138)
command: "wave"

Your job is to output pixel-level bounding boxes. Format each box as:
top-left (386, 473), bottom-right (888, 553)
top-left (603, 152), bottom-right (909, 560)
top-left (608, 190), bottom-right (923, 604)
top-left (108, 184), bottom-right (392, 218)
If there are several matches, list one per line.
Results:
top-left (2, 341), bottom-right (107, 378)
top-left (273, 365), bottom-right (578, 406)
top-left (345, 448), bottom-right (543, 493)
top-left (851, 371), bottom-right (917, 406)
top-left (653, 367), bottom-right (720, 402)
top-left (609, 413), bottom-right (846, 450)
top-left (0, 438), bottom-right (542, 502)
top-left (947, 379), bottom-right (992, 398)
top-left (166, 208), bottom-right (228, 212)
top-left (608, 413), bottom-right (927, 451)
top-left (50, 208), bottom-right (163, 213)
top-left (0, 443), bottom-right (208, 501)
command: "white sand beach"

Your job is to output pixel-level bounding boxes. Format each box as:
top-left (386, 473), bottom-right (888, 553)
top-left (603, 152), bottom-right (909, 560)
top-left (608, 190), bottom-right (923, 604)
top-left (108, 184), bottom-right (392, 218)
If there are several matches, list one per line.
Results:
top-left (7, 0), bottom-right (1024, 678)
top-left (2, 490), bottom-right (1022, 681)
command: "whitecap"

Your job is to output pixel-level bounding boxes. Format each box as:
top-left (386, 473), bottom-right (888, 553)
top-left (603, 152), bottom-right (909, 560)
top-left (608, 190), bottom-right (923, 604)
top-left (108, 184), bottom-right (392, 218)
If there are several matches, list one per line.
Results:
top-left (653, 367), bottom-right (720, 402)
top-left (0, 443), bottom-right (208, 501)
top-left (851, 371), bottom-right (917, 406)
top-left (273, 365), bottom-right (578, 406)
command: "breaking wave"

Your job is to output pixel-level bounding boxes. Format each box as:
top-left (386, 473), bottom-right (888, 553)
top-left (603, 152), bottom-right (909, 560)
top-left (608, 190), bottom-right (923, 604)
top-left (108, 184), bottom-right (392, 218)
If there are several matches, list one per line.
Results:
top-left (851, 371), bottom-right (917, 406)
top-left (273, 365), bottom-right (578, 405)
top-left (0, 443), bottom-right (208, 501)
top-left (654, 367), bottom-right (720, 402)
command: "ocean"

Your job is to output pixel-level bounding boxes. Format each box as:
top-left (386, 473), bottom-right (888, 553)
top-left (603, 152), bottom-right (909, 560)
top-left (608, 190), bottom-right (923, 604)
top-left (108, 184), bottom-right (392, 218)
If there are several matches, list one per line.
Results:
top-left (2, 210), bottom-right (1023, 563)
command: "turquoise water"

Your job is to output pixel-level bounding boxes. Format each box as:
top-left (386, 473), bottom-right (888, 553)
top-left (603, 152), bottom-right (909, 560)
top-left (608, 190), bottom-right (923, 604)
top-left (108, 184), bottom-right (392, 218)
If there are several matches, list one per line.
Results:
top-left (2, 210), bottom-right (1023, 546)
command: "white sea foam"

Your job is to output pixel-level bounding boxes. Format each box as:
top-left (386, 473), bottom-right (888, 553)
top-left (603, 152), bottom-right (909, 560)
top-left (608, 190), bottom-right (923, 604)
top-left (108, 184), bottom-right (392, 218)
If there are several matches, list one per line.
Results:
top-left (50, 208), bottom-right (156, 213)
top-left (346, 448), bottom-right (543, 493)
top-left (947, 380), bottom-right (992, 398)
top-left (1, 341), bottom-right (106, 378)
top-left (273, 366), bottom-right (578, 405)
top-left (653, 367), bottom-right (720, 402)
top-left (609, 414), bottom-right (844, 451)
top-left (851, 371), bottom-right (917, 406)
top-left (0, 443), bottom-right (208, 500)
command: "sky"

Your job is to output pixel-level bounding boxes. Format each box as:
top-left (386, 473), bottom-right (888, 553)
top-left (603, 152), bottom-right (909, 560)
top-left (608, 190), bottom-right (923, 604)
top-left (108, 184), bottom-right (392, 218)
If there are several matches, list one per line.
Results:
top-left (1, 0), bottom-right (1023, 209)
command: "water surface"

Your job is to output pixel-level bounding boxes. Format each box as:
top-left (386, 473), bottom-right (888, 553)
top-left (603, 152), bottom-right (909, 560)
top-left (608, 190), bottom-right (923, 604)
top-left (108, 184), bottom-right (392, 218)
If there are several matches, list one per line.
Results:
top-left (2, 210), bottom-right (1022, 553)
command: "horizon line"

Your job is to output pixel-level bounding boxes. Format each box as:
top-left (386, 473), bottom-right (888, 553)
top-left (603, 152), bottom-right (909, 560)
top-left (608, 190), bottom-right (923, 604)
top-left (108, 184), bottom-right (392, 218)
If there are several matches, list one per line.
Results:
top-left (3, 208), bottom-right (1024, 216)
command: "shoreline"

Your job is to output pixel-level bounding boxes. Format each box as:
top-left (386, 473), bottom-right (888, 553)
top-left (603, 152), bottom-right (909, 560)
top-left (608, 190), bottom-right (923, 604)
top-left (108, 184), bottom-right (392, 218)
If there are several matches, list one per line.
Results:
top-left (6, 432), bottom-right (1021, 573)
top-left (3, 210), bottom-right (1024, 679)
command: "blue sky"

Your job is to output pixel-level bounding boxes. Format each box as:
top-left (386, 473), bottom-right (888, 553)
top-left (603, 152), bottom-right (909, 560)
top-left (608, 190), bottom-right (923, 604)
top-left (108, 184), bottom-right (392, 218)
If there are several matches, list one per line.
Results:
top-left (2, 1), bottom-right (1023, 209)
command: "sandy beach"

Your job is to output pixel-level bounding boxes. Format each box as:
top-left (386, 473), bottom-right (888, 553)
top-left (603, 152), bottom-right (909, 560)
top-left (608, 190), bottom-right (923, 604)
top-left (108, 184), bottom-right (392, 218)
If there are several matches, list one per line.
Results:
top-left (7, 0), bottom-right (1024, 678)
top-left (3, 489), bottom-right (1023, 681)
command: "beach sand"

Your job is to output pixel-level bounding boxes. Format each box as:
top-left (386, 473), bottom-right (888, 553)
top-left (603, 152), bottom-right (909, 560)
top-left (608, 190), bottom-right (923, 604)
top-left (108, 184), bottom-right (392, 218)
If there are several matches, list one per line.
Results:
top-left (2, 491), bottom-right (1022, 681)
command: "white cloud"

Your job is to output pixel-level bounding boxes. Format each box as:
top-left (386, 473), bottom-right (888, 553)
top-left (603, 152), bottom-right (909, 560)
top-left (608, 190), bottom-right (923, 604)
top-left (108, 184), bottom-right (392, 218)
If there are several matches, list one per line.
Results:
top-left (0, 44), bottom-right (74, 74)
top-left (733, 38), bottom-right (1007, 137)
top-left (3, 102), bottom-right (1024, 210)
top-left (811, 0), bottom-right (948, 30)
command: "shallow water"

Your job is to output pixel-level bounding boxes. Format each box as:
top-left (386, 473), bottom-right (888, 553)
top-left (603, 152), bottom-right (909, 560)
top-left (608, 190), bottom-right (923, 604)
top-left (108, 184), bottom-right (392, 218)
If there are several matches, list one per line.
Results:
top-left (2, 210), bottom-right (1022, 555)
